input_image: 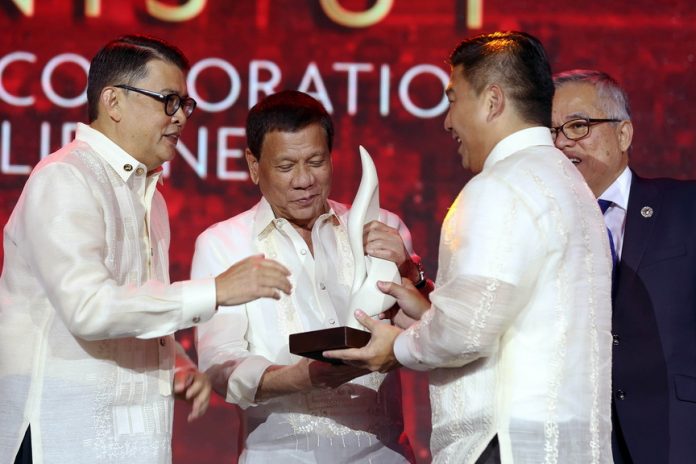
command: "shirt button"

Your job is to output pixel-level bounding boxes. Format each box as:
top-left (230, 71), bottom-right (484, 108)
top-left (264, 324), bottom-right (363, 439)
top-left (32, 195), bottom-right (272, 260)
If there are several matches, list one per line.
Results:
top-left (192, 316), bottom-right (201, 324)
top-left (300, 249), bottom-right (307, 255)
top-left (159, 338), bottom-right (166, 346)
top-left (123, 164), bottom-right (133, 172)
top-left (319, 282), bottom-right (326, 290)
top-left (328, 319), bottom-right (336, 325)
top-left (135, 167), bottom-right (145, 176)
top-left (615, 389), bottom-right (626, 400)
top-left (612, 334), bottom-right (620, 346)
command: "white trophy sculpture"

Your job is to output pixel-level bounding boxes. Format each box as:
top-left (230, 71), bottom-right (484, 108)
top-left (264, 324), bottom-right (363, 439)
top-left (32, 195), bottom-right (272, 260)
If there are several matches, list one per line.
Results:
top-left (287, 145), bottom-right (399, 362)
top-left (345, 145), bottom-right (401, 329)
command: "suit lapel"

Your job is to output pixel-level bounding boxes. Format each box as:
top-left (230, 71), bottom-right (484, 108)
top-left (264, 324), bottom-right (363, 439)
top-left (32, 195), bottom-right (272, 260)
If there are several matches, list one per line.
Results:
top-left (611, 175), bottom-right (671, 462)
top-left (619, 175), bottom-right (661, 284)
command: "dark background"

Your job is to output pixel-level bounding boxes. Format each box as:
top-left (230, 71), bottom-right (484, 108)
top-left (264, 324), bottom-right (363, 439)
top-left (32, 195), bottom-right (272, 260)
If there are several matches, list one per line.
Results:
top-left (1, 1), bottom-right (694, 462)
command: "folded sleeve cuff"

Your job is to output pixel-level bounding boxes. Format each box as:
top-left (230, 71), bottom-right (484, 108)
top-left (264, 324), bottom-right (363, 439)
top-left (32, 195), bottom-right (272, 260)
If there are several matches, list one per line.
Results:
top-left (226, 355), bottom-right (274, 409)
top-left (181, 278), bottom-right (217, 325)
top-left (394, 330), bottom-right (429, 371)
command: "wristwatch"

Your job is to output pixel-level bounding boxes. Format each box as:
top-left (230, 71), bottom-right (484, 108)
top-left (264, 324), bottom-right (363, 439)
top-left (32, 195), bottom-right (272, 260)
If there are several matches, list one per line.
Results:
top-left (413, 259), bottom-right (427, 289)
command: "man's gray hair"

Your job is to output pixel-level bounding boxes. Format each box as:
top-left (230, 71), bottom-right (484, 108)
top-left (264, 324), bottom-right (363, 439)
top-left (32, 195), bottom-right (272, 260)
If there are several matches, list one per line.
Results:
top-left (553, 69), bottom-right (631, 121)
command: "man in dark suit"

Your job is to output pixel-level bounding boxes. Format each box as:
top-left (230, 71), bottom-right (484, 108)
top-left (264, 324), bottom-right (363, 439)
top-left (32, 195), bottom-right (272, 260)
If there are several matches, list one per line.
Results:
top-left (551, 69), bottom-right (696, 464)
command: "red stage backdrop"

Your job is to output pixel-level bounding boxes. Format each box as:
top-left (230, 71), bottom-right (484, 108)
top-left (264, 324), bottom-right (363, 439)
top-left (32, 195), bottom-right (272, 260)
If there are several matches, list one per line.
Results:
top-left (1, 1), bottom-right (694, 462)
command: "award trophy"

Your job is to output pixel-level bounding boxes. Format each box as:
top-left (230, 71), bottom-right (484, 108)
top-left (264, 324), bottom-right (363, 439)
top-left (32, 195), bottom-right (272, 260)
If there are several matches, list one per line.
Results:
top-left (289, 146), bottom-right (401, 364)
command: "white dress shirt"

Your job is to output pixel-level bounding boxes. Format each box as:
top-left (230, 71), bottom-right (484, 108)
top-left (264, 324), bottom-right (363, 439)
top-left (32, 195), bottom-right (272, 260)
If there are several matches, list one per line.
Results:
top-left (0, 123), bottom-right (217, 464)
top-left (394, 128), bottom-right (613, 463)
top-left (193, 198), bottom-right (414, 463)
top-left (599, 166), bottom-right (632, 259)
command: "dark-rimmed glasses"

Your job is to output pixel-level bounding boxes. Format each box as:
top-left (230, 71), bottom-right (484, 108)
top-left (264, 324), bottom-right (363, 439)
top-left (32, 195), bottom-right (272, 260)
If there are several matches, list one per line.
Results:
top-left (114, 84), bottom-right (197, 118)
top-left (551, 118), bottom-right (621, 141)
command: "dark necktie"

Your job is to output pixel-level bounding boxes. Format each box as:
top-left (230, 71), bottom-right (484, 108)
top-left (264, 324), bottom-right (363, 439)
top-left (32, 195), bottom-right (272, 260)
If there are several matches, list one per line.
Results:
top-left (598, 199), bottom-right (619, 281)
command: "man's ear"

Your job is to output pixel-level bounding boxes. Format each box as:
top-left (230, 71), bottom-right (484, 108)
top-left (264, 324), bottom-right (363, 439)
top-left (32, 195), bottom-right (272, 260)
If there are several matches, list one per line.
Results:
top-left (484, 84), bottom-right (505, 122)
top-left (245, 148), bottom-right (259, 184)
top-left (617, 119), bottom-right (633, 152)
top-left (100, 87), bottom-right (122, 122)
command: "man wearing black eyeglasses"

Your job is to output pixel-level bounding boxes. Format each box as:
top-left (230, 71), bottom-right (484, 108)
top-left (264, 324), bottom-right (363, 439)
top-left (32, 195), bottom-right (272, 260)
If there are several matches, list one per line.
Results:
top-left (552, 69), bottom-right (696, 464)
top-left (0, 35), bottom-right (291, 464)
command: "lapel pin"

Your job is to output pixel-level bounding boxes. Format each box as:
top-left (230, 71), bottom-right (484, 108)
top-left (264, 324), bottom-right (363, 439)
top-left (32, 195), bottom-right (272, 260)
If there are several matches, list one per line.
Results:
top-left (640, 206), bottom-right (653, 218)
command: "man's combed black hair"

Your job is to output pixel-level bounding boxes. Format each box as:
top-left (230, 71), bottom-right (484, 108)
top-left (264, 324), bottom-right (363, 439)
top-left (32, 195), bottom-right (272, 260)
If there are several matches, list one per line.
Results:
top-left (245, 90), bottom-right (334, 159)
top-left (87, 35), bottom-right (189, 122)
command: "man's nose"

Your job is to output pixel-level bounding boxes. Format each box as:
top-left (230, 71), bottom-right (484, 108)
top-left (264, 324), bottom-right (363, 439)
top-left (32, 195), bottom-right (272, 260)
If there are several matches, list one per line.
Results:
top-left (291, 165), bottom-right (314, 188)
top-left (172, 105), bottom-right (187, 126)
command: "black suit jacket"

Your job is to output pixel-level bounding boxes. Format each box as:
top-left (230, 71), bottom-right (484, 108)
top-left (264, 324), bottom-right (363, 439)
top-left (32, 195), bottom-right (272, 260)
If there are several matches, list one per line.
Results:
top-left (612, 174), bottom-right (696, 463)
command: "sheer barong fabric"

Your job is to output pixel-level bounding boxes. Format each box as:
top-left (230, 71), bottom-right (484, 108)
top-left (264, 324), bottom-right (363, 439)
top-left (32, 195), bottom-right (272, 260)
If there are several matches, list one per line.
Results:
top-left (0, 124), bottom-right (216, 464)
top-left (193, 199), bottom-right (416, 463)
top-left (394, 128), bottom-right (613, 464)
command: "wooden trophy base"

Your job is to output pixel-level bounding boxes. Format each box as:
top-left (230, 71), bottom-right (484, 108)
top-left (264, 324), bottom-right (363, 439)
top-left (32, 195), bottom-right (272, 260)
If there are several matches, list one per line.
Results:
top-left (289, 326), bottom-right (371, 365)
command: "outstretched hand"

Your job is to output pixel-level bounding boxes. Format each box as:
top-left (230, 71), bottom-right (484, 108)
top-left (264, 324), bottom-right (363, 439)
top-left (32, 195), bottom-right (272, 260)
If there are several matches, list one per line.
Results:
top-left (215, 254), bottom-right (292, 306)
top-left (323, 310), bottom-right (403, 373)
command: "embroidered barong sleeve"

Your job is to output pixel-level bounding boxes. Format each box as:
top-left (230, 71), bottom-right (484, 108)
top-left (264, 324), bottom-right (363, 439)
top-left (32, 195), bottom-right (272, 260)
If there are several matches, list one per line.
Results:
top-left (15, 162), bottom-right (216, 342)
top-left (394, 174), bottom-right (545, 370)
top-left (192, 230), bottom-right (272, 409)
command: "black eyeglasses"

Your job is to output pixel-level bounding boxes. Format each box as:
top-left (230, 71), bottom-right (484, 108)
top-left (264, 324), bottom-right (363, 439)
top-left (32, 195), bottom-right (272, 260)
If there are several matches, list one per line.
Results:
top-left (114, 84), bottom-right (197, 118)
top-left (551, 118), bottom-right (621, 141)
